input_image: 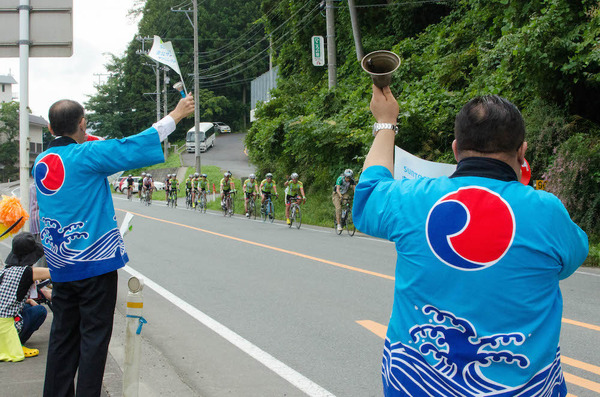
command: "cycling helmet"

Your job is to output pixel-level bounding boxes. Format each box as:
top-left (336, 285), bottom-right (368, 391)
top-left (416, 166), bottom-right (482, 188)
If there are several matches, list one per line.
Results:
top-left (128, 174), bottom-right (132, 177)
top-left (343, 169), bottom-right (354, 178)
top-left (201, 173), bottom-right (207, 178)
top-left (266, 173), bottom-right (273, 179)
top-left (194, 172), bottom-right (199, 177)
top-left (291, 172), bottom-right (299, 180)
top-left (249, 174), bottom-right (255, 179)
top-left (141, 172), bottom-right (146, 177)
top-left (224, 171), bottom-right (232, 177)
top-left (189, 175), bottom-right (193, 178)
top-left (148, 173), bottom-right (152, 178)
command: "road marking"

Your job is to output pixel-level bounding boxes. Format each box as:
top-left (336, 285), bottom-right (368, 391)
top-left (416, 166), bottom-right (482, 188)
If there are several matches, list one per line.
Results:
top-left (574, 270), bottom-right (600, 278)
top-left (356, 320), bottom-right (386, 339)
top-left (562, 318), bottom-right (600, 332)
top-left (562, 356), bottom-right (600, 376)
top-left (116, 209), bottom-right (395, 281)
top-left (563, 372), bottom-right (600, 394)
top-left (358, 319), bottom-right (600, 395)
top-left (122, 265), bottom-right (335, 397)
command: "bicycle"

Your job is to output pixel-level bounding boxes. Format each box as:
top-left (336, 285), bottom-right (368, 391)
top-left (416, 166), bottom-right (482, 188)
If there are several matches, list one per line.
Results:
top-left (247, 193), bottom-right (257, 220)
top-left (288, 196), bottom-right (302, 229)
top-left (168, 189), bottom-right (178, 208)
top-left (222, 191), bottom-right (235, 217)
top-left (141, 186), bottom-right (152, 206)
top-left (261, 193), bottom-right (276, 223)
top-left (186, 189), bottom-right (193, 209)
top-left (336, 197), bottom-right (355, 236)
top-left (197, 190), bottom-right (208, 213)
top-left (127, 185), bottom-right (133, 201)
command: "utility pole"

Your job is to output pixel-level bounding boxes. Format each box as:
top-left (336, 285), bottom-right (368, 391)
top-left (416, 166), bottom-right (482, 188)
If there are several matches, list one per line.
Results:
top-left (325, 0), bottom-right (336, 89)
top-left (170, 4), bottom-right (201, 172)
top-left (18, 0), bottom-right (30, 231)
top-left (193, 0), bottom-right (201, 174)
top-left (163, 67), bottom-right (170, 161)
top-left (136, 37), bottom-right (161, 126)
top-left (347, 0), bottom-right (364, 62)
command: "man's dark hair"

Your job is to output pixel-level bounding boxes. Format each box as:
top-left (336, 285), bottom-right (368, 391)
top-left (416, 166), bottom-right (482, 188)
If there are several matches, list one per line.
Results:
top-left (454, 95), bottom-right (525, 153)
top-left (48, 100), bottom-right (84, 136)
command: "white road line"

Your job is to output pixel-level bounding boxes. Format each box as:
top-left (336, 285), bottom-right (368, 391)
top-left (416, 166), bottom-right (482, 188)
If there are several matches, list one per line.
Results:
top-left (122, 265), bottom-right (336, 397)
top-left (575, 270), bottom-right (600, 278)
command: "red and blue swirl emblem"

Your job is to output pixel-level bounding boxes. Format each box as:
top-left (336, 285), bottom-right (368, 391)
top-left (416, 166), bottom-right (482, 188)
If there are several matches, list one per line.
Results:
top-left (426, 187), bottom-right (515, 270)
top-left (35, 153), bottom-right (65, 196)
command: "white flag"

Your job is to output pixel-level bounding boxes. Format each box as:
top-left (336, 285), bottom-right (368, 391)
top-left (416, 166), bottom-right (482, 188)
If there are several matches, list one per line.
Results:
top-left (394, 146), bottom-right (456, 180)
top-left (147, 35), bottom-right (182, 76)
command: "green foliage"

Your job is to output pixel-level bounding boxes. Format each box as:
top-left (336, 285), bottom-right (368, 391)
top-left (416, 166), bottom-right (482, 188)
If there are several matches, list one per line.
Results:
top-left (543, 132), bottom-right (600, 236)
top-left (86, 0), bottom-right (266, 140)
top-left (246, 0), bottom-right (600, 243)
top-left (0, 101), bottom-right (21, 181)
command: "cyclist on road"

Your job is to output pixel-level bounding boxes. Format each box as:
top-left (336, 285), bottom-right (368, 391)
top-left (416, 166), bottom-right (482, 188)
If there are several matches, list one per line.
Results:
top-left (259, 173), bottom-right (278, 208)
top-left (220, 171), bottom-right (235, 210)
top-left (138, 172), bottom-right (146, 199)
top-left (284, 172), bottom-right (306, 225)
top-left (165, 174), bottom-right (172, 205)
top-left (333, 169), bottom-right (356, 232)
top-left (143, 173), bottom-right (154, 201)
top-left (243, 174), bottom-right (259, 217)
top-left (185, 174), bottom-right (194, 202)
top-left (196, 173), bottom-right (209, 206)
top-left (126, 174), bottom-right (134, 198)
top-left (170, 174), bottom-right (180, 202)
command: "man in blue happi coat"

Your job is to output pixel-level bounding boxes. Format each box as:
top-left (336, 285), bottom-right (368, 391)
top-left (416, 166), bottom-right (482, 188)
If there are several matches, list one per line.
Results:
top-left (34, 94), bottom-right (194, 397)
top-left (354, 86), bottom-right (588, 396)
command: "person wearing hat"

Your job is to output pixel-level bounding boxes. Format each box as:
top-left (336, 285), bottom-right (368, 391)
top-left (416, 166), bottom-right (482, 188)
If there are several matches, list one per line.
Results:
top-left (0, 232), bottom-right (51, 361)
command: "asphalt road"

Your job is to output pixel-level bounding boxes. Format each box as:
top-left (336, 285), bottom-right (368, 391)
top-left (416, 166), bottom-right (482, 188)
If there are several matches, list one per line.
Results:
top-left (182, 133), bottom-right (255, 178)
top-left (112, 196), bottom-right (600, 397)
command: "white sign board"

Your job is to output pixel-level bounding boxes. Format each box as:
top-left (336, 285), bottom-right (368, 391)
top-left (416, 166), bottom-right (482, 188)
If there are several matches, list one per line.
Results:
top-left (312, 36), bottom-right (325, 66)
top-left (394, 146), bottom-right (456, 180)
top-left (0, 0), bottom-right (73, 58)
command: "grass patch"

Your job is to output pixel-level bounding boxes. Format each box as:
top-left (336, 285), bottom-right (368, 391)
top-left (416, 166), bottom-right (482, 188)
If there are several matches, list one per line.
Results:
top-left (585, 236), bottom-right (599, 267)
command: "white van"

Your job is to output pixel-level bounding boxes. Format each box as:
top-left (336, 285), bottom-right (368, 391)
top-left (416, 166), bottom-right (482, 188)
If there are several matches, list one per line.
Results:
top-left (186, 122), bottom-right (216, 153)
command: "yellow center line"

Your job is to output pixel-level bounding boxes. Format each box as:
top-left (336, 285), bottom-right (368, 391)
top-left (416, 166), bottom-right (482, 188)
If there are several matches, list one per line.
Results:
top-left (116, 208), bottom-right (394, 281)
top-left (563, 373), bottom-right (600, 394)
top-left (562, 356), bottom-right (600, 377)
top-left (562, 318), bottom-right (600, 332)
top-left (358, 319), bottom-right (600, 395)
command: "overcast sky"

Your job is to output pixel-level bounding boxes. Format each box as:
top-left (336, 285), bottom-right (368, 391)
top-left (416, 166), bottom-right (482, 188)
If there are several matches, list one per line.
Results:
top-left (1, 0), bottom-right (139, 118)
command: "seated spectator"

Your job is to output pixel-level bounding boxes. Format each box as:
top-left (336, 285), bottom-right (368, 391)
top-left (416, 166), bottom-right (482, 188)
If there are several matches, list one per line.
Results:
top-left (0, 232), bottom-right (50, 361)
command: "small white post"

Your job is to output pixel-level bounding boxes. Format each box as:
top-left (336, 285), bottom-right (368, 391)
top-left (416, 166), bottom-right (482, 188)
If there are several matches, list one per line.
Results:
top-left (123, 276), bottom-right (145, 397)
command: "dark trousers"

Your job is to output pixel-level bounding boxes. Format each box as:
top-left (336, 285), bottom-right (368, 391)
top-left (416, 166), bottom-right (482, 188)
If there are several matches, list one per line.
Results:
top-left (43, 271), bottom-right (118, 397)
top-left (19, 303), bottom-right (47, 344)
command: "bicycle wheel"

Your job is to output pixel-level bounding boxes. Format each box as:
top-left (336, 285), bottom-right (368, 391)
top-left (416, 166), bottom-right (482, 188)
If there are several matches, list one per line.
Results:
top-left (186, 193), bottom-right (191, 209)
top-left (261, 202), bottom-right (266, 222)
top-left (229, 197), bottom-right (235, 217)
top-left (223, 197), bottom-right (228, 216)
top-left (295, 205), bottom-right (302, 229)
top-left (201, 195), bottom-right (207, 213)
top-left (268, 201), bottom-right (275, 223)
top-left (346, 211), bottom-right (356, 236)
top-left (249, 199), bottom-right (256, 220)
top-left (289, 206), bottom-right (294, 228)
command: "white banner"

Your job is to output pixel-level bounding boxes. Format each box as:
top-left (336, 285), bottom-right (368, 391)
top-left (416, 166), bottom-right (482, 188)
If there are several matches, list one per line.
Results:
top-left (394, 146), bottom-right (456, 180)
top-left (147, 35), bottom-right (182, 76)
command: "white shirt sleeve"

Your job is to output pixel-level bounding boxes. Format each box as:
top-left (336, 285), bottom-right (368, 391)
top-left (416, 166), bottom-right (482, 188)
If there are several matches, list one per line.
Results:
top-left (152, 116), bottom-right (176, 142)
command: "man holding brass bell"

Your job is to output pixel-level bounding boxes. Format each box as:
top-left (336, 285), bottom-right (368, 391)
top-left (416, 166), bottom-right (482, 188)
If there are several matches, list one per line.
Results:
top-left (354, 84), bottom-right (588, 396)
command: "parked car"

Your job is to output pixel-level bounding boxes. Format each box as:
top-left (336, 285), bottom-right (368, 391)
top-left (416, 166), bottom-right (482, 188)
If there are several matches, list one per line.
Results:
top-left (113, 177), bottom-right (126, 192)
top-left (213, 122), bottom-right (231, 134)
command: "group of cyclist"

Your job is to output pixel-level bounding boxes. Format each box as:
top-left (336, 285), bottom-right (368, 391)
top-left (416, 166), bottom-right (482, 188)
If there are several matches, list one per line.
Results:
top-left (239, 172), bottom-right (307, 225)
top-left (126, 168), bottom-right (356, 230)
top-left (185, 173), bottom-right (210, 208)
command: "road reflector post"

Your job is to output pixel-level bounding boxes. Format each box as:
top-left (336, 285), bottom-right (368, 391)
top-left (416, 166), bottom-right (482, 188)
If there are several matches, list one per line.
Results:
top-left (123, 276), bottom-right (146, 397)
